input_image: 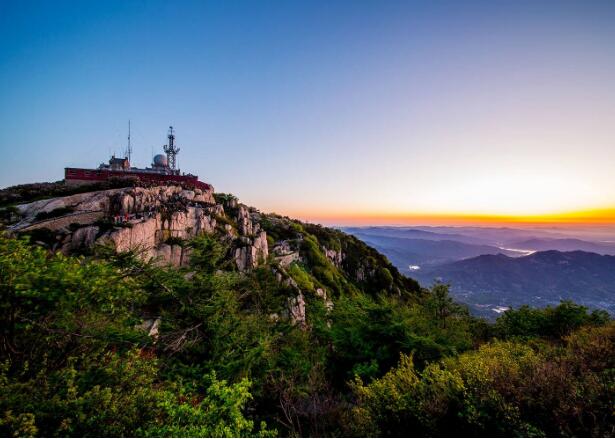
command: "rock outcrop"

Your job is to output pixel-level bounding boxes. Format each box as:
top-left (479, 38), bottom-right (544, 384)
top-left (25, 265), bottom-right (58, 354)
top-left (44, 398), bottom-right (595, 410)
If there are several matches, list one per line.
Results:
top-left (8, 184), bottom-right (277, 272)
top-left (316, 287), bottom-right (334, 312)
top-left (273, 240), bottom-right (301, 268)
top-left (287, 291), bottom-right (306, 327)
top-left (234, 231), bottom-right (269, 271)
top-left (10, 185), bottom-right (229, 266)
top-left (138, 317), bottom-right (161, 341)
top-left (69, 225), bottom-right (100, 250)
top-left (236, 205), bottom-right (253, 236)
top-left (12, 185), bottom-right (215, 230)
top-left (324, 247), bottom-right (344, 267)
top-left (66, 205), bottom-right (217, 264)
top-left (14, 188), bottom-right (124, 223)
top-left (230, 202), bottom-right (269, 271)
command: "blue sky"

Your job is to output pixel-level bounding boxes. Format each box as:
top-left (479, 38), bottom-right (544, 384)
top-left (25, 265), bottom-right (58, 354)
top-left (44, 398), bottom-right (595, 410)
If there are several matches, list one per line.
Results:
top-left (1, 0), bottom-right (615, 224)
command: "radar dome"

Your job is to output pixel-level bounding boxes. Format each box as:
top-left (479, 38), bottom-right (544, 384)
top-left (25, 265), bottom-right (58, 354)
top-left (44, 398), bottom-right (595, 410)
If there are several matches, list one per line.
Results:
top-left (153, 154), bottom-right (168, 167)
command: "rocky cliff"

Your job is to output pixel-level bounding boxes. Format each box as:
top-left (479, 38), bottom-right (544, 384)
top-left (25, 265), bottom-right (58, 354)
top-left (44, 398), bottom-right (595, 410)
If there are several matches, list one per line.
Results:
top-left (8, 184), bottom-right (269, 270)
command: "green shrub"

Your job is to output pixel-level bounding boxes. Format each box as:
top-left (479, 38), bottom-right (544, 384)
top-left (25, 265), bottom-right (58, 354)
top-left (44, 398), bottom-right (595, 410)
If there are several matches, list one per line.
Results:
top-left (495, 300), bottom-right (611, 339)
top-left (288, 263), bottom-right (315, 292)
top-left (350, 323), bottom-right (615, 437)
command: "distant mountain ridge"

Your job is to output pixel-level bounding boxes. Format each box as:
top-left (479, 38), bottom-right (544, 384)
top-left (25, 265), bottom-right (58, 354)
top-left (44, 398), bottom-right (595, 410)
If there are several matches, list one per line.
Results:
top-left (345, 232), bottom-right (524, 269)
top-left (343, 226), bottom-right (494, 245)
top-left (506, 237), bottom-right (615, 255)
top-left (415, 250), bottom-right (615, 316)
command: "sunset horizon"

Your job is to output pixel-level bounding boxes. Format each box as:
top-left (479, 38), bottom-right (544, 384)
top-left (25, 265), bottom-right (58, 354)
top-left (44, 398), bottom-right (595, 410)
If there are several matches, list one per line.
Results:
top-left (277, 207), bottom-right (615, 228)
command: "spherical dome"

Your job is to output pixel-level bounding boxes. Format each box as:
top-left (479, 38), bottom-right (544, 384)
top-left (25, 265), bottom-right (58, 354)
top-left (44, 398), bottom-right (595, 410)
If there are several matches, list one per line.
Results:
top-left (153, 154), bottom-right (168, 167)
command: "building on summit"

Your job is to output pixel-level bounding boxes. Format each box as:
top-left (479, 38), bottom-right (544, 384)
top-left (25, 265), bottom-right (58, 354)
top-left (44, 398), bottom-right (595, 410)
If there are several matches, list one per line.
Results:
top-left (65, 125), bottom-right (211, 191)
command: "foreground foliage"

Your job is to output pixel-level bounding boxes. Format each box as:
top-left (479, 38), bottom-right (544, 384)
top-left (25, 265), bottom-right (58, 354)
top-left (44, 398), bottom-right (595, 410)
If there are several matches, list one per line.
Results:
top-left (0, 233), bottom-right (613, 437)
top-left (350, 326), bottom-right (615, 437)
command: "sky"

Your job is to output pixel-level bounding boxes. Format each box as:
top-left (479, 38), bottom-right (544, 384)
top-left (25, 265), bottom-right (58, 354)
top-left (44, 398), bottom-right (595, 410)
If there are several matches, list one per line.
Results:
top-left (1, 0), bottom-right (614, 226)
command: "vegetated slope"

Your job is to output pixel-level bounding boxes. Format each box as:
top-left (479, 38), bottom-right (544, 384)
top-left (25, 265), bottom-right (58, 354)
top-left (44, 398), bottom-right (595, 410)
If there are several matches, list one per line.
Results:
top-left (0, 182), bottom-right (441, 436)
top-left (0, 182), bottom-right (613, 437)
top-left (417, 250), bottom-right (615, 315)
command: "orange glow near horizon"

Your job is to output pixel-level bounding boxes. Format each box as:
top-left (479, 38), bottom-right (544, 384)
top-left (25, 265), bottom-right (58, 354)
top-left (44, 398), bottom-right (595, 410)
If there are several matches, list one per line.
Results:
top-left (285, 206), bottom-right (615, 227)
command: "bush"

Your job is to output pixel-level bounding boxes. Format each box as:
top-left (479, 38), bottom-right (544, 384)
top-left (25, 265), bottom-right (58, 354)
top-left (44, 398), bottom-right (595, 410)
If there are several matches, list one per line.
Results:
top-left (350, 324), bottom-right (615, 437)
top-left (288, 263), bottom-right (315, 292)
top-left (0, 351), bottom-right (273, 437)
top-left (495, 300), bottom-right (611, 339)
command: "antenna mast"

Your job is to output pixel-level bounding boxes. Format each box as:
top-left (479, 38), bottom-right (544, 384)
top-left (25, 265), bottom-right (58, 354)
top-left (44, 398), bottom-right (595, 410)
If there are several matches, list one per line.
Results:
top-left (163, 125), bottom-right (180, 172)
top-left (126, 120), bottom-right (132, 163)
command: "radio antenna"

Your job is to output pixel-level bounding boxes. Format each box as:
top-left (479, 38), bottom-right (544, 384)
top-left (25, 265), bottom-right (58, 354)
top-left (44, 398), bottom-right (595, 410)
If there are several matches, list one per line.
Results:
top-left (126, 120), bottom-right (132, 163)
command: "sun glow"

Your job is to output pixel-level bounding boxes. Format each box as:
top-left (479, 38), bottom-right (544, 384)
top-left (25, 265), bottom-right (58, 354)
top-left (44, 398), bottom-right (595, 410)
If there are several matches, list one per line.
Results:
top-left (423, 170), bottom-right (598, 216)
top-left (276, 166), bottom-right (615, 227)
top-left (289, 206), bottom-right (615, 227)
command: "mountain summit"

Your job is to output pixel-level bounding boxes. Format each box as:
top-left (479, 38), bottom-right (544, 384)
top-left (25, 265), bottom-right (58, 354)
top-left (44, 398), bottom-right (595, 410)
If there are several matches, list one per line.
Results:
top-left (2, 180), bottom-right (419, 327)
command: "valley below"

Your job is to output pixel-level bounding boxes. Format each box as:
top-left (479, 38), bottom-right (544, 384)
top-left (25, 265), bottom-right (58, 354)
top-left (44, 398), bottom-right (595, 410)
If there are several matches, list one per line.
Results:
top-left (344, 225), bottom-right (615, 318)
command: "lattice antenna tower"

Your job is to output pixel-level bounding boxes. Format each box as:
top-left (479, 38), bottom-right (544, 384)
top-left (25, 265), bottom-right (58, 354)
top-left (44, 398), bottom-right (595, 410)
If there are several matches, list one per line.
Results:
top-left (163, 125), bottom-right (180, 170)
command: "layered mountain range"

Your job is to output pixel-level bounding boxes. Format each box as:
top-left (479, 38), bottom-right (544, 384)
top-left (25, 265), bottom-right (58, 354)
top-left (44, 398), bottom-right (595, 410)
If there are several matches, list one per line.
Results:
top-left (415, 250), bottom-right (615, 316)
top-left (343, 226), bottom-right (615, 317)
